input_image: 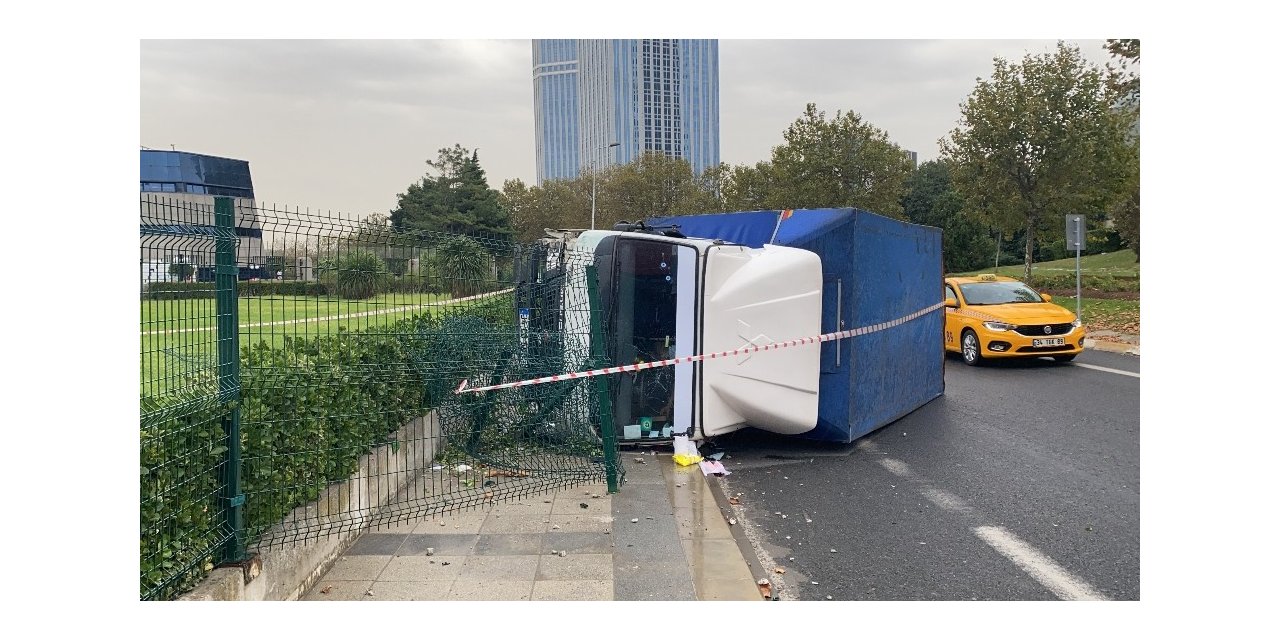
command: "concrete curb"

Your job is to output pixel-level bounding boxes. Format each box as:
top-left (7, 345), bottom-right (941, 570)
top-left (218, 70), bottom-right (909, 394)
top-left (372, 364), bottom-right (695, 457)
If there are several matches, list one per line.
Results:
top-left (1084, 338), bottom-right (1140, 356)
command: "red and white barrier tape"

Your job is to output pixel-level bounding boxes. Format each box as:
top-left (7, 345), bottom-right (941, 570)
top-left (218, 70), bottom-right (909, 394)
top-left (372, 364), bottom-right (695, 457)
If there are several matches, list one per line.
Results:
top-left (454, 300), bottom-right (945, 395)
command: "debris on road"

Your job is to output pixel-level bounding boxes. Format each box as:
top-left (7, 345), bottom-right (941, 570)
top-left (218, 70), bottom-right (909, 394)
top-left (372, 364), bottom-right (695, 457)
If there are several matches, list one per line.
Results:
top-left (630, 518), bottom-right (639, 523)
top-left (558, 550), bottom-right (567, 557)
top-left (580, 503), bottom-right (589, 509)
top-left (728, 496), bottom-right (741, 505)
top-left (774, 567), bottom-right (787, 575)
top-left (757, 578), bottom-right (772, 600)
top-left (425, 547), bottom-right (435, 556)
top-left (319, 585), bottom-right (332, 594)
top-left (728, 517), bottom-right (737, 526)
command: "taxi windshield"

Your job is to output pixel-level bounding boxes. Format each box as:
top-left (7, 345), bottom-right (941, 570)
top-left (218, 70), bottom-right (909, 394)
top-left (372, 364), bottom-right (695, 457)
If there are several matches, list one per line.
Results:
top-left (958, 281), bottom-right (1043, 305)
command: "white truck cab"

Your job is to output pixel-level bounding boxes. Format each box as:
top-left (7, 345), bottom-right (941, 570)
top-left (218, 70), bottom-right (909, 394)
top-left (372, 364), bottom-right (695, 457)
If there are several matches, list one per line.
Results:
top-left (553, 227), bottom-right (822, 441)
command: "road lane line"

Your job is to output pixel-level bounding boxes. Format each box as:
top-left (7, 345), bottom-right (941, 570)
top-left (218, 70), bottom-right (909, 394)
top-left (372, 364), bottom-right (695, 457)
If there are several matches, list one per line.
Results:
top-left (972, 526), bottom-right (1109, 601)
top-left (920, 487), bottom-right (973, 514)
top-left (879, 458), bottom-right (918, 480)
top-left (1071, 362), bottom-right (1139, 378)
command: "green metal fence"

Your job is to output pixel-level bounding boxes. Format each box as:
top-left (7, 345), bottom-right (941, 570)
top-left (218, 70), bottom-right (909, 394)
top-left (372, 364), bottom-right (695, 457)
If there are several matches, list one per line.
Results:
top-left (140, 195), bottom-right (619, 600)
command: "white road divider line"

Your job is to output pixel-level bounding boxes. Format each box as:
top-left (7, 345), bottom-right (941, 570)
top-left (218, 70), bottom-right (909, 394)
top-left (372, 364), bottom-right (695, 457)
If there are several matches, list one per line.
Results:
top-left (920, 487), bottom-right (973, 514)
top-left (972, 526), bottom-right (1110, 601)
top-left (456, 301), bottom-right (945, 394)
top-left (1071, 362), bottom-right (1139, 378)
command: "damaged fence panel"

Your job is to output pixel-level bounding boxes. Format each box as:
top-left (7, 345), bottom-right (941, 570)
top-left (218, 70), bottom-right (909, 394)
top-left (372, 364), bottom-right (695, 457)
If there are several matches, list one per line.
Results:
top-left (140, 195), bottom-right (618, 599)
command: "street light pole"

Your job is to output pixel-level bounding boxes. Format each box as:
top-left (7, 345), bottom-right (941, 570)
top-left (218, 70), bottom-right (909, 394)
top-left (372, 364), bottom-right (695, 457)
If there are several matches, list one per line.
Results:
top-left (591, 142), bottom-right (620, 230)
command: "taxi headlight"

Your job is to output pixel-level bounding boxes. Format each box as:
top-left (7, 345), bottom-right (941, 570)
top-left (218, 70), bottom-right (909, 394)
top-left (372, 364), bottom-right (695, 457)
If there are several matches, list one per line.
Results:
top-left (1072, 319), bottom-right (1082, 328)
top-left (982, 321), bottom-right (1016, 332)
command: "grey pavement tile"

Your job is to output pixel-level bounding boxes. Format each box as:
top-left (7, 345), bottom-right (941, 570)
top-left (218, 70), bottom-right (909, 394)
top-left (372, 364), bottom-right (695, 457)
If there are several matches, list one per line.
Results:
top-left (321, 555), bottom-right (392, 581)
top-left (460, 555), bottom-right (540, 581)
top-left (474, 533), bottom-right (544, 556)
top-left (366, 519), bottom-right (419, 535)
top-left (531, 580), bottom-right (613, 601)
top-left (674, 507), bottom-right (734, 540)
top-left (447, 579), bottom-right (533, 601)
top-left (679, 538), bottom-right (758, 600)
top-left (552, 493), bottom-right (611, 516)
top-left (612, 559), bottom-right (696, 601)
top-left (302, 580), bottom-right (373, 601)
top-left (489, 499), bottom-right (555, 515)
top-left (619, 460), bottom-right (666, 484)
top-left (536, 553), bottom-right (613, 581)
top-left (415, 511), bottom-right (489, 534)
top-left (480, 513), bottom-right (552, 534)
top-left (543, 531), bottom-right (615, 554)
top-left (378, 555), bottom-right (466, 582)
top-left (364, 580), bottom-right (456, 601)
top-left (547, 514), bottom-right (613, 533)
top-left (399, 533), bottom-right (479, 556)
top-left (345, 533), bottom-right (407, 556)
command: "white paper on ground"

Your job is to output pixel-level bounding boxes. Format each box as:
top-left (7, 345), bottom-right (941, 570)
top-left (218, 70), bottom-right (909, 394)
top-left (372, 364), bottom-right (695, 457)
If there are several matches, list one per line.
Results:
top-left (700, 460), bottom-right (729, 476)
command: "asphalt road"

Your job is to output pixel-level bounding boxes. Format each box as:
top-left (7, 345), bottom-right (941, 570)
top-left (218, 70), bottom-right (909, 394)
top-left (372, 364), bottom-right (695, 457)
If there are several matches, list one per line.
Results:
top-left (711, 350), bottom-right (1139, 601)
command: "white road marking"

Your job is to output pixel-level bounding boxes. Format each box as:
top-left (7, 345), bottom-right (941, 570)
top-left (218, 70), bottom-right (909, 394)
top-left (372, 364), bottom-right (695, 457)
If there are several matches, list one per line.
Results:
top-left (920, 487), bottom-right (972, 514)
top-left (972, 526), bottom-right (1109, 601)
top-left (1071, 362), bottom-right (1139, 378)
top-left (879, 458), bottom-right (917, 480)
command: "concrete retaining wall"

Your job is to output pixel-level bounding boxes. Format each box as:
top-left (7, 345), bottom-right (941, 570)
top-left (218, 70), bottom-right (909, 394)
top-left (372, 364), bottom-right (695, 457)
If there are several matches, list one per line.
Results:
top-left (180, 411), bottom-right (442, 601)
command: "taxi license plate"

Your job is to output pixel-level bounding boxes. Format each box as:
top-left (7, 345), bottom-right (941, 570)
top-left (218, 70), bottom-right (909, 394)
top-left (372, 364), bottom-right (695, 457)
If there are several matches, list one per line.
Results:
top-left (1033, 337), bottom-right (1066, 347)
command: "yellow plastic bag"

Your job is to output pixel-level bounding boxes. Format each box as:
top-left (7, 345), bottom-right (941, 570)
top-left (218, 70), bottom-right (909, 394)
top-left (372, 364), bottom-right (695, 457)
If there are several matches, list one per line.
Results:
top-left (672, 435), bottom-right (703, 466)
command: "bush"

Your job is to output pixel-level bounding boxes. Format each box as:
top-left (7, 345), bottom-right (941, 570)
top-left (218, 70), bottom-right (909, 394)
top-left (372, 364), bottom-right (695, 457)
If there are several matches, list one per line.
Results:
top-left (139, 393), bottom-right (233, 600)
top-left (143, 281), bottom-right (334, 300)
top-left (1027, 273), bottom-right (1138, 293)
top-left (427, 237), bottom-right (491, 298)
top-left (321, 250), bottom-right (389, 299)
top-left (168, 262), bottom-right (195, 281)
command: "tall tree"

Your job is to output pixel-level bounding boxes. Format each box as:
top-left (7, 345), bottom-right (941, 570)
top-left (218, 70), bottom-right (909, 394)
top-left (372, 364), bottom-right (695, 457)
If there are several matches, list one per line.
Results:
top-left (1106, 39), bottom-right (1140, 259)
top-left (941, 42), bottom-right (1135, 281)
top-left (599, 152), bottom-right (717, 221)
top-left (765, 103), bottom-right (913, 217)
top-left (390, 145), bottom-right (511, 241)
top-left (901, 160), bottom-right (996, 273)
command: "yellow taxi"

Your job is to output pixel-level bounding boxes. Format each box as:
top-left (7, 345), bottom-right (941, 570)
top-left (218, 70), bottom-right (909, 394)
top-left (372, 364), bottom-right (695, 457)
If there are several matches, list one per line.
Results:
top-left (944, 274), bottom-right (1085, 365)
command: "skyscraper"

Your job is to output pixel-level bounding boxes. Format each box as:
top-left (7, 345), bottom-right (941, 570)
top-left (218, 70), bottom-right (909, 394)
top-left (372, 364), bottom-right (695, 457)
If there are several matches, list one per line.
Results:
top-left (532, 39), bottom-right (719, 185)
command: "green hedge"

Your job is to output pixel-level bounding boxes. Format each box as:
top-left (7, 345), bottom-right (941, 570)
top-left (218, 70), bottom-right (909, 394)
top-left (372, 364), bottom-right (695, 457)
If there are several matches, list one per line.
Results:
top-left (140, 292), bottom-right (517, 599)
top-left (1026, 273), bottom-right (1139, 293)
top-left (139, 393), bottom-right (234, 600)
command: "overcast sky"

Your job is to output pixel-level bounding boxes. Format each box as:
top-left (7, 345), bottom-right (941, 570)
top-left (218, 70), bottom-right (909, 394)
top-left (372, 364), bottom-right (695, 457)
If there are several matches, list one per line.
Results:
top-left (141, 39), bottom-right (1117, 217)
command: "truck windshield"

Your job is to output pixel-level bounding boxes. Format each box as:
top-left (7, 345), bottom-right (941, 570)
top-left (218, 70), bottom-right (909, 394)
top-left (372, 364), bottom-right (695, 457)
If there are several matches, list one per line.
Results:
top-left (606, 239), bottom-right (695, 439)
top-left (958, 281), bottom-right (1043, 305)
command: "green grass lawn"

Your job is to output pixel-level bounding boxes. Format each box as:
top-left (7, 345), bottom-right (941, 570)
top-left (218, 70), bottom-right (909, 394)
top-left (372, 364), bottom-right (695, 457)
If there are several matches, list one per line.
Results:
top-left (1049, 296), bottom-right (1140, 335)
top-left (141, 291), bottom-right (498, 395)
top-left (957, 249), bottom-right (1139, 278)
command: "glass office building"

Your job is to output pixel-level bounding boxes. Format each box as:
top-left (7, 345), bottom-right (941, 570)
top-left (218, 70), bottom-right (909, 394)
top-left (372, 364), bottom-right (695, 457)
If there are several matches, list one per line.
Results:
top-left (532, 39), bottom-right (719, 185)
top-left (140, 149), bottom-right (264, 280)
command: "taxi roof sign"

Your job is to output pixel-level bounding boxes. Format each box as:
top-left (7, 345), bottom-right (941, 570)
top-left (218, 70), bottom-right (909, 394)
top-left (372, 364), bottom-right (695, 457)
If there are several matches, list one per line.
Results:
top-left (978, 274), bottom-right (999, 281)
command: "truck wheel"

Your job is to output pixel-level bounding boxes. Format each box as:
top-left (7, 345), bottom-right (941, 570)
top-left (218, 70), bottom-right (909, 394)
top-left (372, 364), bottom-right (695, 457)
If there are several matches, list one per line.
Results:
top-left (961, 330), bottom-right (984, 366)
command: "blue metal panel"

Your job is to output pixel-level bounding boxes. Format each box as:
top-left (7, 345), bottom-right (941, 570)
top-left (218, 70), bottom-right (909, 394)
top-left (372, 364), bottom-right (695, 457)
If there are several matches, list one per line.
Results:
top-left (647, 208), bottom-right (943, 443)
top-left (647, 210), bottom-right (781, 247)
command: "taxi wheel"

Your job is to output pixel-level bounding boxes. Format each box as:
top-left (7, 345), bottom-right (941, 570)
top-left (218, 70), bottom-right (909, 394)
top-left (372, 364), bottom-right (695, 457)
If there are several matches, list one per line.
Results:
top-left (1053, 354), bottom-right (1077, 362)
top-left (961, 330), bottom-right (983, 366)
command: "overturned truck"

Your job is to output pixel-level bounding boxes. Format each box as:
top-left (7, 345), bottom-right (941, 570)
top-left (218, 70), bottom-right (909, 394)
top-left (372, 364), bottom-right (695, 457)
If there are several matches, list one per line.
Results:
top-left (519, 208), bottom-right (944, 444)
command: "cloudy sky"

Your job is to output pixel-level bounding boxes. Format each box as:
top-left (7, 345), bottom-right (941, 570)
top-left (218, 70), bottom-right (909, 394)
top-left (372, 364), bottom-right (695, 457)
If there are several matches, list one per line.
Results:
top-left (141, 39), bottom-right (1117, 217)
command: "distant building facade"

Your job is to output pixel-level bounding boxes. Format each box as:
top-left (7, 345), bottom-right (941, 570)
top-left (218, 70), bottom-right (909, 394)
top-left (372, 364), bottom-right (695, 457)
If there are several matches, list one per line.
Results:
top-left (532, 39), bottom-right (720, 185)
top-left (140, 149), bottom-right (264, 281)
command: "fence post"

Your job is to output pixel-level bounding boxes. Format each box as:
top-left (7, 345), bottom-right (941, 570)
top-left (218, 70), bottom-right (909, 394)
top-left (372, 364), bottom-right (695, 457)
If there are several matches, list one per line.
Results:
top-left (214, 196), bottom-right (246, 563)
top-left (585, 265), bottom-right (620, 493)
